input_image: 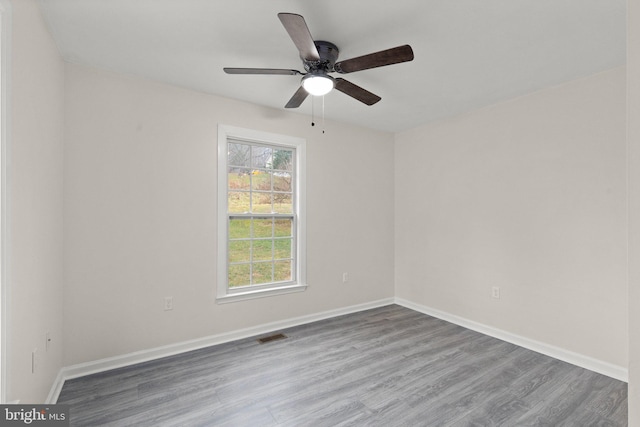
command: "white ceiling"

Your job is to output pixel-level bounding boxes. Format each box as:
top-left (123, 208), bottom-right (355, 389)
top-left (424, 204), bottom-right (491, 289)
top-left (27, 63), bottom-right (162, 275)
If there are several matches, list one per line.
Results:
top-left (37, 0), bottom-right (626, 133)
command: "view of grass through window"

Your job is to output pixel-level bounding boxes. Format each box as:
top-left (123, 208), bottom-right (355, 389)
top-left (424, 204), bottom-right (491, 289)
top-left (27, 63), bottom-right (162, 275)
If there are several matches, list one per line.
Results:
top-left (227, 141), bottom-right (295, 288)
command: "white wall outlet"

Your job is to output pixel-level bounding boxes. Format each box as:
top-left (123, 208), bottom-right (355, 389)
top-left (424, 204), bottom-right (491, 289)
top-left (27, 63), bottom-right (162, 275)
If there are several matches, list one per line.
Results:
top-left (164, 296), bottom-right (173, 311)
top-left (31, 349), bottom-right (38, 374)
top-left (342, 272), bottom-right (349, 283)
top-left (492, 286), bottom-right (501, 299)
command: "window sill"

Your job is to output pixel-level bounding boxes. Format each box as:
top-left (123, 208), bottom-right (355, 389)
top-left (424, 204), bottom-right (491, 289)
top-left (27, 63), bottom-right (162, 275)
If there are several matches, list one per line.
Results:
top-left (216, 283), bottom-right (308, 304)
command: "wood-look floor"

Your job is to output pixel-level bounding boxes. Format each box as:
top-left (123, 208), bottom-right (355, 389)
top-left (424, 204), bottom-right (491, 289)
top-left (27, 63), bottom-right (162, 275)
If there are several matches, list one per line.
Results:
top-left (57, 305), bottom-right (628, 426)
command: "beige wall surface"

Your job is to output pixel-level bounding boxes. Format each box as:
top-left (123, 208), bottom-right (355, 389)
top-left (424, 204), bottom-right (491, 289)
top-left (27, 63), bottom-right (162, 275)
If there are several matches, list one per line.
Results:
top-left (62, 63), bottom-right (395, 366)
top-left (628, 0), bottom-right (640, 422)
top-left (7, 0), bottom-right (65, 403)
top-left (395, 68), bottom-right (628, 368)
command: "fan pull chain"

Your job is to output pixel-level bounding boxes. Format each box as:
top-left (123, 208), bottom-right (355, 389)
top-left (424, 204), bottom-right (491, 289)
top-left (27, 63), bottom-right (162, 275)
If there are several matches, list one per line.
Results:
top-left (310, 96), bottom-right (325, 134)
top-left (322, 95), bottom-right (325, 134)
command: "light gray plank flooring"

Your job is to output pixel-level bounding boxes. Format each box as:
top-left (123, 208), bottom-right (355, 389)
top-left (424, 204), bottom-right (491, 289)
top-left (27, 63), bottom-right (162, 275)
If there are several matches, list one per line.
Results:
top-left (57, 305), bottom-right (628, 426)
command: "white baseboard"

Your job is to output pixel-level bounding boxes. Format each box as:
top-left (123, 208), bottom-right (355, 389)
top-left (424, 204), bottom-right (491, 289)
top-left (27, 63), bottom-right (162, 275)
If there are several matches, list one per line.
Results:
top-left (45, 370), bottom-right (65, 404)
top-left (394, 297), bottom-right (628, 382)
top-left (48, 295), bottom-right (626, 403)
top-left (47, 298), bottom-right (395, 403)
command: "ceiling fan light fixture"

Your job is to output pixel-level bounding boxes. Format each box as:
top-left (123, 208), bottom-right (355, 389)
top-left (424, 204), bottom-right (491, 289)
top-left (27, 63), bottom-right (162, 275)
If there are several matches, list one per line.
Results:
top-left (224, 13), bottom-right (414, 108)
top-left (302, 73), bottom-right (335, 96)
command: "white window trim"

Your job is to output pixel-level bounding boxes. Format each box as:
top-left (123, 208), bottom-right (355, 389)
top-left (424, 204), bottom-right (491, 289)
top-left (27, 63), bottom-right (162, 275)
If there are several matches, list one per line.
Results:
top-left (216, 125), bottom-right (307, 303)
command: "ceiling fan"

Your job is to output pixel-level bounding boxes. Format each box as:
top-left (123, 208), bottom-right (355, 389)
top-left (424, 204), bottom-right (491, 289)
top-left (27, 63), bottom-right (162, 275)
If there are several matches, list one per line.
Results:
top-left (223, 13), bottom-right (414, 108)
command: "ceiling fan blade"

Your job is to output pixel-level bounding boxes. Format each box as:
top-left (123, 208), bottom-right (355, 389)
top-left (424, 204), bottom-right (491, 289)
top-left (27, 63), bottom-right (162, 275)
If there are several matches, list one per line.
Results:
top-left (278, 13), bottom-right (320, 61)
top-left (224, 68), bottom-right (301, 75)
top-left (285, 86), bottom-right (309, 108)
top-left (334, 78), bottom-right (381, 105)
top-left (334, 45), bottom-right (414, 74)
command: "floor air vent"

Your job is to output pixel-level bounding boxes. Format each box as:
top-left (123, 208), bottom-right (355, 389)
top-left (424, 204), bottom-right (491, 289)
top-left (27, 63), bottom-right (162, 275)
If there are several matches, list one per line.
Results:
top-left (257, 333), bottom-right (287, 344)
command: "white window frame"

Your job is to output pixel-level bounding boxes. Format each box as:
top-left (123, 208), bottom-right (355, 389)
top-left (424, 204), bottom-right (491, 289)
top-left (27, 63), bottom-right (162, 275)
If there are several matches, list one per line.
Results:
top-left (217, 125), bottom-right (306, 303)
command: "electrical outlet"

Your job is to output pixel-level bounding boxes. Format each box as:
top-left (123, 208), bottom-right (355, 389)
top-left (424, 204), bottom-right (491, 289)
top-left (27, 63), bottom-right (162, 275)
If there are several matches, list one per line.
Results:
top-left (342, 272), bottom-right (349, 283)
top-left (164, 296), bottom-right (174, 311)
top-left (31, 349), bottom-right (38, 374)
top-left (492, 286), bottom-right (500, 299)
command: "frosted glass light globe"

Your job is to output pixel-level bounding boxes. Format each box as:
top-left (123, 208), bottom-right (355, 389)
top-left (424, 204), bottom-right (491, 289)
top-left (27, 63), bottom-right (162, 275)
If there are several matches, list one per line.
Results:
top-left (302, 74), bottom-right (335, 96)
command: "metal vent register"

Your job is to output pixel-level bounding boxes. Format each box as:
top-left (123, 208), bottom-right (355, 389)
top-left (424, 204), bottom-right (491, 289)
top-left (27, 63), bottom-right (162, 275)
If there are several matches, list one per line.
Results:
top-left (257, 333), bottom-right (287, 344)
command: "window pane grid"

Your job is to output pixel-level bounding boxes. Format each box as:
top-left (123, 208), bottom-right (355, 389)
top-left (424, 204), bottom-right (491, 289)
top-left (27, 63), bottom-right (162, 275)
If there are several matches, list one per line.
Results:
top-left (227, 227), bottom-right (295, 288)
top-left (227, 139), bottom-right (296, 290)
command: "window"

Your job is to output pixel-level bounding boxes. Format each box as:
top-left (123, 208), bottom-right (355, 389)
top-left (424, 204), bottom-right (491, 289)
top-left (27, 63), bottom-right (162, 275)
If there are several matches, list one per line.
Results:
top-left (217, 126), bottom-right (306, 302)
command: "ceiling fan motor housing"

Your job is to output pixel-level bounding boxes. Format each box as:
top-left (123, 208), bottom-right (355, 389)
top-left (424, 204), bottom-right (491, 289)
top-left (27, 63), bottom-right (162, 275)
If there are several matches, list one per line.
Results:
top-left (304, 40), bottom-right (339, 73)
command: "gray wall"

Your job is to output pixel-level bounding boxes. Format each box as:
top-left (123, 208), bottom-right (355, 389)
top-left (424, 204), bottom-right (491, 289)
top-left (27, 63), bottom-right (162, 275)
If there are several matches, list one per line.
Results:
top-left (627, 0), bottom-right (640, 421)
top-left (395, 68), bottom-right (627, 369)
top-left (62, 63), bottom-right (396, 365)
top-left (8, 0), bottom-right (64, 403)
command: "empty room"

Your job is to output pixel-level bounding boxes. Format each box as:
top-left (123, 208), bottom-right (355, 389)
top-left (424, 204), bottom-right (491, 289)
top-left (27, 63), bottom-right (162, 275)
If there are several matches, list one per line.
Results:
top-left (2, 0), bottom-right (640, 425)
